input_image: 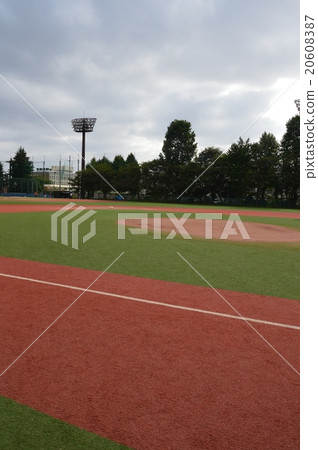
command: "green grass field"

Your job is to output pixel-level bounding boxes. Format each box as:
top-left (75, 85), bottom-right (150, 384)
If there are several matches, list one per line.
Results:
top-left (0, 203), bottom-right (300, 448)
top-left (0, 396), bottom-right (130, 449)
top-left (0, 209), bottom-right (299, 299)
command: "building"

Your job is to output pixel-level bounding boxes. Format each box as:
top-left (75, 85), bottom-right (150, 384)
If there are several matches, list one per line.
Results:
top-left (32, 165), bottom-right (75, 190)
top-left (50, 165), bottom-right (74, 187)
top-left (32, 168), bottom-right (54, 182)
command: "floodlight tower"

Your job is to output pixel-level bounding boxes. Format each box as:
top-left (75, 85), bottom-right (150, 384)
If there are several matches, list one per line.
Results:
top-left (71, 117), bottom-right (96, 171)
top-left (71, 117), bottom-right (96, 198)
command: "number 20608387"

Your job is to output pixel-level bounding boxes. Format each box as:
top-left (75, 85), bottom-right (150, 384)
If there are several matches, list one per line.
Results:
top-left (305, 15), bottom-right (315, 75)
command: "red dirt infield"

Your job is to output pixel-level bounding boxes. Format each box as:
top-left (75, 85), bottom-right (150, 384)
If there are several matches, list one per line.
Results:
top-left (0, 256), bottom-right (299, 449)
top-left (0, 200), bottom-right (300, 219)
top-left (120, 217), bottom-right (299, 243)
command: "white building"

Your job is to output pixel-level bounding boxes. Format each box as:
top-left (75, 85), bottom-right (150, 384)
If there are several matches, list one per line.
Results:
top-left (50, 165), bottom-right (74, 187)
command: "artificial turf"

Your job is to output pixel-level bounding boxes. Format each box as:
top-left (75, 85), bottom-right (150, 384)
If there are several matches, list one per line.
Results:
top-left (0, 396), bottom-right (130, 449)
top-left (0, 204), bottom-right (300, 448)
top-left (0, 210), bottom-right (299, 299)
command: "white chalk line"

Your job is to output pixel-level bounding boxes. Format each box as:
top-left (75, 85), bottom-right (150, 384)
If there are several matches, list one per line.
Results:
top-left (0, 272), bottom-right (299, 330)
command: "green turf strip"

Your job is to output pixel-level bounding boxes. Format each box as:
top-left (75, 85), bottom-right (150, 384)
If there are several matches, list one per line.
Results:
top-left (0, 396), bottom-right (130, 449)
top-left (0, 210), bottom-right (299, 299)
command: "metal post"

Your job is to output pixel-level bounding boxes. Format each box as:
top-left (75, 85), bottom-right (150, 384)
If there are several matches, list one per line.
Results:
top-left (43, 156), bottom-right (45, 191)
top-left (59, 157), bottom-right (61, 191)
top-left (68, 155), bottom-right (71, 194)
top-left (82, 130), bottom-right (86, 172)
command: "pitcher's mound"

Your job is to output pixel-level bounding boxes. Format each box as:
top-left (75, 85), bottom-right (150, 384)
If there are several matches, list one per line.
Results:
top-left (120, 218), bottom-right (299, 242)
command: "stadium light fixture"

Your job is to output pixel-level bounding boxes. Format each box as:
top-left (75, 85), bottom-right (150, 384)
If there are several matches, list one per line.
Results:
top-left (71, 117), bottom-right (96, 198)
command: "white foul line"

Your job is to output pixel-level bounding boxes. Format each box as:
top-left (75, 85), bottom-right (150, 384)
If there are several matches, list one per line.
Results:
top-left (0, 253), bottom-right (124, 377)
top-left (177, 251), bottom-right (300, 376)
top-left (0, 272), bottom-right (299, 330)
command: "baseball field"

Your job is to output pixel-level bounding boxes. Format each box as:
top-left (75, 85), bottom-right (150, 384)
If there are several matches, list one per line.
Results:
top-left (0, 198), bottom-right (300, 449)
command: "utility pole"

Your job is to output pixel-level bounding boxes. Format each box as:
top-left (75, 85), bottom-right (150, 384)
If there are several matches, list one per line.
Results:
top-left (43, 156), bottom-right (45, 190)
top-left (68, 155), bottom-right (71, 194)
top-left (59, 156), bottom-right (61, 191)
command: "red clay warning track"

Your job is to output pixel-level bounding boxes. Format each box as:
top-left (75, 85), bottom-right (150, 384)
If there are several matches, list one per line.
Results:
top-left (0, 257), bottom-right (299, 449)
top-left (0, 200), bottom-right (300, 219)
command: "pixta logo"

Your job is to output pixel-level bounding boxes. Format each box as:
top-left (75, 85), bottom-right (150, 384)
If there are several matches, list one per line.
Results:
top-left (51, 203), bottom-right (97, 250)
top-left (117, 212), bottom-right (250, 240)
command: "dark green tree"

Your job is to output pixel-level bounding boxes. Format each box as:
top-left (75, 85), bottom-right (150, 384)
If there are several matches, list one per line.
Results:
top-left (87, 157), bottom-right (97, 168)
top-left (109, 154), bottom-right (140, 197)
top-left (126, 153), bottom-right (138, 166)
top-left (140, 159), bottom-right (167, 200)
top-left (72, 153), bottom-right (141, 198)
top-left (70, 169), bottom-right (94, 198)
top-left (160, 119), bottom-right (197, 165)
top-left (112, 155), bottom-right (126, 171)
top-left (11, 147), bottom-right (33, 178)
top-left (88, 155), bottom-right (112, 169)
top-left (118, 153), bottom-right (141, 197)
top-left (71, 164), bottom-right (115, 199)
top-left (279, 115), bottom-right (300, 206)
top-left (115, 164), bottom-right (141, 197)
top-left (193, 147), bottom-right (227, 203)
top-left (195, 147), bottom-right (222, 167)
top-left (0, 161), bottom-right (3, 191)
top-left (224, 138), bottom-right (253, 201)
top-left (95, 164), bottom-right (115, 197)
top-left (250, 132), bottom-right (280, 202)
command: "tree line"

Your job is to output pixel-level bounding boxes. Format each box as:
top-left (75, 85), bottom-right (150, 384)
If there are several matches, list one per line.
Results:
top-left (0, 147), bottom-right (40, 193)
top-left (72, 115), bottom-right (300, 207)
top-left (0, 114), bottom-right (300, 207)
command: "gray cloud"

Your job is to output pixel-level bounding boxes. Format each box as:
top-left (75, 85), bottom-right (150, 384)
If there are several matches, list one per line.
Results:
top-left (0, 0), bottom-right (299, 170)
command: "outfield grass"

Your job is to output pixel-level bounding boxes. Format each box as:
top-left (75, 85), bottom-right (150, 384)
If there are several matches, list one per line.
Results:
top-left (0, 396), bottom-right (130, 449)
top-left (0, 206), bottom-right (300, 448)
top-left (0, 210), bottom-right (299, 299)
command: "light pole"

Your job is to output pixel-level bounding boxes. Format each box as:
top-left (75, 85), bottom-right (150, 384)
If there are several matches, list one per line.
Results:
top-left (71, 117), bottom-right (96, 198)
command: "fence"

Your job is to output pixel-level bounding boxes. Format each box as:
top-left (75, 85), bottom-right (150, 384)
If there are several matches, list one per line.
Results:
top-left (0, 177), bottom-right (38, 194)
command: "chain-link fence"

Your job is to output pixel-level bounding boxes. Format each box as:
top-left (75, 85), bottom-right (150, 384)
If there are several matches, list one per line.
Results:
top-left (0, 177), bottom-right (38, 194)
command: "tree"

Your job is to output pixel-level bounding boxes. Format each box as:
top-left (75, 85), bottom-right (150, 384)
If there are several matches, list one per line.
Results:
top-left (140, 159), bottom-right (167, 200)
top-left (112, 155), bottom-right (126, 171)
top-left (279, 115), bottom-right (300, 206)
top-left (193, 147), bottom-right (227, 202)
top-left (88, 155), bottom-right (112, 169)
top-left (11, 147), bottom-right (33, 178)
top-left (160, 119), bottom-right (197, 165)
top-left (126, 153), bottom-right (138, 166)
top-left (115, 164), bottom-right (141, 197)
top-left (250, 132), bottom-right (280, 202)
top-left (224, 138), bottom-right (253, 200)
top-left (119, 153), bottom-right (141, 197)
top-left (0, 162), bottom-right (3, 191)
top-left (71, 153), bottom-right (141, 198)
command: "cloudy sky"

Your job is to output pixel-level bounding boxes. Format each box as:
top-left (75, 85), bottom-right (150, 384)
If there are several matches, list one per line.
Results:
top-left (0, 0), bottom-right (299, 171)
